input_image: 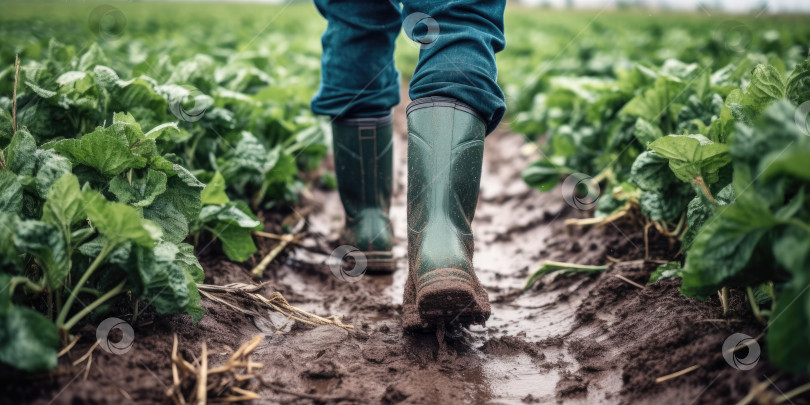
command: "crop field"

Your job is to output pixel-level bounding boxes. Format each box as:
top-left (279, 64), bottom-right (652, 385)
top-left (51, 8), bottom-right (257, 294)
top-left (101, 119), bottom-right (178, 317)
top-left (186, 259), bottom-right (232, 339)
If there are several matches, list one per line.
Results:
top-left (1, 1), bottom-right (809, 404)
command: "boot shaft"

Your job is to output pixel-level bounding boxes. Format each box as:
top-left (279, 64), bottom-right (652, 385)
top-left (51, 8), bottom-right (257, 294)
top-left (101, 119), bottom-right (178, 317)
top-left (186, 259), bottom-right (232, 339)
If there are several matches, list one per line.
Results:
top-left (406, 97), bottom-right (485, 277)
top-left (332, 114), bottom-right (394, 220)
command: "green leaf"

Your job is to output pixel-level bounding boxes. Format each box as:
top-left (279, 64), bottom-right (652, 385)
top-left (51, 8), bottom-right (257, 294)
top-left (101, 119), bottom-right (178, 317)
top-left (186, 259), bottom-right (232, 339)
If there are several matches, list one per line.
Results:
top-left (199, 203), bottom-right (261, 229)
top-left (0, 306), bottom-right (59, 371)
top-left (632, 118), bottom-right (663, 146)
top-left (620, 75), bottom-right (686, 126)
top-left (176, 243), bottom-right (204, 283)
top-left (83, 190), bottom-right (162, 247)
top-left (525, 261), bottom-right (607, 290)
top-left (14, 220), bottom-right (69, 289)
top-left (767, 274), bottom-right (810, 374)
top-left (208, 222), bottom-right (257, 262)
top-left (772, 225), bottom-right (810, 275)
top-left (200, 171), bottom-right (229, 205)
top-left (53, 126), bottom-right (147, 177)
top-left (142, 165), bottom-right (203, 244)
top-left (42, 174), bottom-right (85, 230)
top-left (0, 170), bottom-right (22, 214)
top-left (786, 57), bottom-right (810, 106)
top-left (0, 213), bottom-right (21, 267)
top-left (109, 169), bottom-right (167, 207)
top-left (639, 184), bottom-right (691, 222)
top-left (630, 151), bottom-right (676, 191)
top-left (6, 129), bottom-right (37, 176)
top-left (521, 159), bottom-right (565, 191)
top-left (648, 262), bottom-right (682, 283)
top-left (132, 242), bottom-right (189, 315)
top-left (649, 134), bottom-right (731, 184)
top-left (33, 150), bottom-right (71, 198)
top-left (680, 193), bottom-right (778, 298)
top-left (741, 64), bottom-right (785, 115)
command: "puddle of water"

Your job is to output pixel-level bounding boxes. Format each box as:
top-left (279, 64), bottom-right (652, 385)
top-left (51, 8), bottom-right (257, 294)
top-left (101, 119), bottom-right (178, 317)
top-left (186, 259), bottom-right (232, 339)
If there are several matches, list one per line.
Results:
top-left (462, 353), bottom-right (559, 404)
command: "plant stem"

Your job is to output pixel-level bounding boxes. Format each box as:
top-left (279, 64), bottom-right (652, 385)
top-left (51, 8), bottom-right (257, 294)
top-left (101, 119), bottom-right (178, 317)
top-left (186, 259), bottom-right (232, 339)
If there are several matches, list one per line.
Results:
top-left (132, 299), bottom-right (140, 325)
top-left (12, 54), bottom-right (19, 134)
top-left (56, 241), bottom-right (115, 328)
top-left (62, 281), bottom-right (126, 331)
top-left (787, 218), bottom-right (810, 235)
top-left (746, 287), bottom-right (765, 324)
top-left (9, 276), bottom-right (45, 295)
top-left (693, 176), bottom-right (717, 205)
top-left (720, 287), bottom-right (729, 316)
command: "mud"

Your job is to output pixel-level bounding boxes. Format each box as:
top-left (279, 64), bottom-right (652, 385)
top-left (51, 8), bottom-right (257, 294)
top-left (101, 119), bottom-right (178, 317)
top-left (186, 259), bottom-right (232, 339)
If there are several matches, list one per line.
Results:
top-left (2, 98), bottom-right (809, 405)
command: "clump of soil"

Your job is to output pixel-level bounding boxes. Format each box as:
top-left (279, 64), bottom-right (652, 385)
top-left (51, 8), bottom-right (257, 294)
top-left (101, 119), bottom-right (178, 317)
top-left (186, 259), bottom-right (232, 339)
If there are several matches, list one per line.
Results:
top-left (2, 98), bottom-right (809, 405)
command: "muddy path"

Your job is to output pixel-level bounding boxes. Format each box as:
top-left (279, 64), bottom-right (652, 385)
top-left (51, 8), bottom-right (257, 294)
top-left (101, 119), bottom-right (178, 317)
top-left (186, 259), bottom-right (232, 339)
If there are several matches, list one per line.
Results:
top-left (2, 97), bottom-right (806, 405)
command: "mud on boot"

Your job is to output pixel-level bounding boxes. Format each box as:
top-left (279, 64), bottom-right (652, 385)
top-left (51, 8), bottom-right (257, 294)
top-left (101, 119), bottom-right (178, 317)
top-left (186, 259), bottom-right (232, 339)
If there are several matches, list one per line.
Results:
top-left (332, 114), bottom-right (396, 273)
top-left (402, 97), bottom-right (491, 331)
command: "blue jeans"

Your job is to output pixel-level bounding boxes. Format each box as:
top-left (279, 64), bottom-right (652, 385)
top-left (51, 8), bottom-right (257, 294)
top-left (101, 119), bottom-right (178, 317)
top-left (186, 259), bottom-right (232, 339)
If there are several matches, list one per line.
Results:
top-left (311, 0), bottom-right (506, 134)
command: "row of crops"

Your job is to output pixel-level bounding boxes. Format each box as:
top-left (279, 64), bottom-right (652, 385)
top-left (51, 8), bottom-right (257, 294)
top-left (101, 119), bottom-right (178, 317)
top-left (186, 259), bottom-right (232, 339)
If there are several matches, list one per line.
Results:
top-left (0, 3), bottom-right (331, 371)
top-left (1, 2), bottom-right (809, 378)
top-left (505, 12), bottom-right (810, 373)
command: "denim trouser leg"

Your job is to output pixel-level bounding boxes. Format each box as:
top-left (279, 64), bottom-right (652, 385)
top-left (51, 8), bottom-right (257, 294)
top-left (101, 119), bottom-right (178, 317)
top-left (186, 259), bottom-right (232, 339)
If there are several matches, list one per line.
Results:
top-left (310, 0), bottom-right (402, 118)
top-left (312, 0), bottom-right (506, 133)
top-left (401, 0), bottom-right (506, 134)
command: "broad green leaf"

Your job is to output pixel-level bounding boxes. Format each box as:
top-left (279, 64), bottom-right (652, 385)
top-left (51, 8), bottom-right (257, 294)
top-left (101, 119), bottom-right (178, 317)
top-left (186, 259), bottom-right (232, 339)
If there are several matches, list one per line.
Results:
top-left (6, 129), bottom-right (37, 176)
top-left (620, 75), bottom-right (686, 126)
top-left (200, 171), bottom-right (229, 205)
top-left (13, 220), bottom-right (69, 289)
top-left (132, 242), bottom-right (190, 315)
top-left (639, 186), bottom-right (691, 222)
top-left (208, 222), bottom-right (257, 262)
top-left (83, 190), bottom-right (162, 247)
top-left (53, 126), bottom-right (147, 177)
top-left (33, 149), bottom-right (71, 198)
top-left (143, 165), bottom-right (203, 243)
top-left (0, 213), bottom-right (20, 267)
top-left (649, 134), bottom-right (731, 184)
top-left (767, 273), bottom-right (810, 374)
top-left (199, 203), bottom-right (261, 229)
top-left (0, 306), bottom-right (59, 372)
top-left (648, 262), bottom-right (681, 283)
top-left (0, 170), bottom-right (22, 214)
top-left (176, 243), bottom-right (204, 283)
top-left (632, 118), bottom-right (663, 146)
top-left (42, 174), bottom-right (85, 230)
top-left (521, 159), bottom-right (564, 191)
top-left (630, 151), bottom-right (676, 191)
top-left (741, 64), bottom-right (785, 115)
top-left (109, 169), bottom-right (167, 207)
top-left (786, 57), bottom-right (810, 106)
top-left (143, 196), bottom-right (189, 244)
top-left (680, 193), bottom-right (778, 298)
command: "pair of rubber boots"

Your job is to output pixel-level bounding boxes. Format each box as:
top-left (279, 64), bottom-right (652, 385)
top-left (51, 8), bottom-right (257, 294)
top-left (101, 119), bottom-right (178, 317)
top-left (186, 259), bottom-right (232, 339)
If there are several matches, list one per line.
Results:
top-left (331, 96), bottom-right (489, 330)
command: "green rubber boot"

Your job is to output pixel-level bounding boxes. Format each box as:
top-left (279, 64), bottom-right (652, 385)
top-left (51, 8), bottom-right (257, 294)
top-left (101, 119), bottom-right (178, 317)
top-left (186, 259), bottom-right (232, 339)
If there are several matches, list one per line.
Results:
top-left (402, 97), bottom-right (490, 330)
top-left (332, 114), bottom-right (396, 273)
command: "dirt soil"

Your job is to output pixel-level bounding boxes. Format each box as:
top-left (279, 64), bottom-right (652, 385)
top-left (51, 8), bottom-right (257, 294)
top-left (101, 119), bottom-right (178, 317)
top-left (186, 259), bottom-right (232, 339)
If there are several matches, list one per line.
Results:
top-left (2, 99), bottom-right (809, 405)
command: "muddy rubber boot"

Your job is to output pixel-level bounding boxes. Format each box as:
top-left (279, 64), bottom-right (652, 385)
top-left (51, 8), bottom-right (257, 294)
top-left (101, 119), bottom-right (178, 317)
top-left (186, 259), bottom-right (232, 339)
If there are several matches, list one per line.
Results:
top-left (332, 114), bottom-right (396, 273)
top-left (402, 97), bottom-right (491, 331)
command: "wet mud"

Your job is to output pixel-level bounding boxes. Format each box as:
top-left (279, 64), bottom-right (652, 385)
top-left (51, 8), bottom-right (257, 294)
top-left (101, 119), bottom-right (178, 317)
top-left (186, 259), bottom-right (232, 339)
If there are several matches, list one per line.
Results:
top-left (2, 99), bottom-right (808, 405)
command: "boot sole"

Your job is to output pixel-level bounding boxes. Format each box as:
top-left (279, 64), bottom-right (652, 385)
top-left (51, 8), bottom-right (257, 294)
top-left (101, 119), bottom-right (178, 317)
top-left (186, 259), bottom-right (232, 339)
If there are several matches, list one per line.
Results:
top-left (416, 268), bottom-right (490, 325)
top-left (359, 251), bottom-right (396, 274)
